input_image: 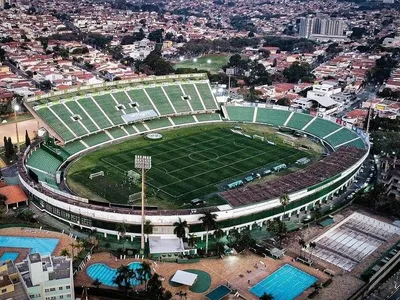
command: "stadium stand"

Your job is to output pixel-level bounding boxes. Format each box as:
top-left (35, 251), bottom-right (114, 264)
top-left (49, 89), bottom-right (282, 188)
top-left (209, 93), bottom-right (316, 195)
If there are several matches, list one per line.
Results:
top-left (64, 101), bottom-right (99, 132)
top-left (195, 113), bottom-right (222, 122)
top-left (111, 91), bottom-right (138, 115)
top-left (107, 127), bottom-right (128, 139)
top-left (144, 87), bottom-right (175, 115)
top-left (225, 106), bottom-right (255, 122)
top-left (63, 140), bottom-right (87, 155)
top-left (80, 132), bottom-right (111, 147)
top-left (180, 84), bottom-right (206, 111)
top-left (77, 97), bottom-right (113, 129)
top-left (256, 108), bottom-right (291, 126)
top-left (286, 112), bottom-right (314, 130)
top-left (93, 94), bottom-right (125, 125)
top-left (325, 127), bottom-right (360, 148)
top-left (145, 118), bottom-right (173, 130)
top-left (35, 107), bottom-right (76, 141)
top-left (195, 83), bottom-right (218, 109)
top-left (26, 148), bottom-right (63, 176)
top-left (304, 117), bottom-right (341, 139)
top-left (126, 89), bottom-right (157, 112)
top-left (342, 138), bottom-right (365, 149)
top-left (171, 115), bottom-right (197, 125)
top-left (163, 85), bottom-right (192, 113)
top-left (220, 147), bottom-right (365, 207)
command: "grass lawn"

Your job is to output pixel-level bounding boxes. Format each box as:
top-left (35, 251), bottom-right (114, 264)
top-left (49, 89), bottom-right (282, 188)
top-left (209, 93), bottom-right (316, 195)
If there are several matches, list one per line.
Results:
top-left (173, 54), bottom-right (230, 73)
top-left (67, 124), bottom-right (311, 209)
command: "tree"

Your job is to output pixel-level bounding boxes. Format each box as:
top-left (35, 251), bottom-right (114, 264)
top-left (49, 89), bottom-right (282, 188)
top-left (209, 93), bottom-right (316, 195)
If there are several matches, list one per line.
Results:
top-left (92, 278), bottom-right (101, 289)
top-left (272, 58), bottom-right (277, 67)
top-left (116, 222), bottom-right (127, 237)
top-left (0, 46), bottom-right (5, 62)
top-left (146, 273), bottom-right (164, 298)
top-left (279, 193), bottom-right (290, 220)
top-left (173, 218), bottom-right (188, 239)
top-left (144, 220), bottom-right (153, 241)
top-left (283, 62), bottom-right (314, 83)
top-left (4, 136), bottom-right (9, 159)
top-left (25, 130), bottom-right (31, 147)
top-left (188, 233), bottom-right (197, 248)
top-left (60, 249), bottom-right (70, 257)
top-left (260, 293), bottom-right (274, 300)
top-left (113, 265), bottom-right (136, 296)
top-left (7, 137), bottom-right (14, 157)
top-left (198, 211), bottom-right (217, 254)
top-left (298, 238), bottom-right (306, 257)
top-left (277, 97), bottom-right (291, 106)
top-left (137, 261), bottom-right (152, 290)
top-left (309, 241), bottom-right (316, 259)
top-left (148, 29), bottom-right (164, 42)
top-left (214, 227), bottom-right (224, 256)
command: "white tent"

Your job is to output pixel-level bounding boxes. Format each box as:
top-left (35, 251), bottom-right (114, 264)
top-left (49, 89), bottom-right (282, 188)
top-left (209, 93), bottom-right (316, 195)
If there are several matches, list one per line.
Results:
top-left (148, 235), bottom-right (185, 254)
top-left (171, 270), bottom-right (198, 286)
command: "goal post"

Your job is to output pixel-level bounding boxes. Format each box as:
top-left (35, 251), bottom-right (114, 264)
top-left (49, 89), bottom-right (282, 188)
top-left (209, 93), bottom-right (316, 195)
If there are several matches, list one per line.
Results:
top-left (89, 171), bottom-right (104, 179)
top-left (253, 134), bottom-right (265, 141)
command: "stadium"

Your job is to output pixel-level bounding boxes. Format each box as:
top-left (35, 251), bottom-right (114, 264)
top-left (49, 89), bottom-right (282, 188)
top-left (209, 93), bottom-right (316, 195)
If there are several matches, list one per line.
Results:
top-left (17, 73), bottom-right (369, 240)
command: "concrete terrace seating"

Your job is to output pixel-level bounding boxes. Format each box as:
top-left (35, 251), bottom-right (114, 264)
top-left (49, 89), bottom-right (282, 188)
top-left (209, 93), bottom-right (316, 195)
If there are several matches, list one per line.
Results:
top-left (77, 97), bottom-right (113, 129)
top-left (195, 83), bottom-right (218, 109)
top-left (64, 100), bottom-right (98, 132)
top-left (63, 140), bottom-right (87, 155)
top-left (325, 128), bottom-right (359, 148)
top-left (35, 107), bottom-right (76, 141)
top-left (145, 118), bottom-right (173, 130)
top-left (93, 94), bottom-right (125, 125)
top-left (225, 106), bottom-right (255, 122)
top-left (255, 108), bottom-right (291, 126)
top-left (171, 115), bottom-right (197, 125)
top-left (163, 85), bottom-right (192, 113)
top-left (180, 84), bottom-right (206, 111)
top-left (145, 87), bottom-right (175, 115)
top-left (305, 118), bottom-right (341, 139)
top-left (344, 138), bottom-right (365, 149)
top-left (195, 113), bottom-right (221, 122)
top-left (26, 148), bottom-right (63, 175)
top-left (107, 127), bottom-right (128, 139)
top-left (80, 132), bottom-right (111, 147)
top-left (125, 89), bottom-right (156, 111)
top-left (286, 112), bottom-right (314, 130)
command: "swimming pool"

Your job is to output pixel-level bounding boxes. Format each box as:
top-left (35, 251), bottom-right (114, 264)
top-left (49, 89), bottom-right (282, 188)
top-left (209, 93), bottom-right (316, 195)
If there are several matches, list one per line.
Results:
top-left (250, 264), bottom-right (317, 300)
top-left (0, 252), bottom-right (19, 262)
top-left (86, 262), bottom-right (144, 287)
top-left (0, 236), bottom-right (59, 255)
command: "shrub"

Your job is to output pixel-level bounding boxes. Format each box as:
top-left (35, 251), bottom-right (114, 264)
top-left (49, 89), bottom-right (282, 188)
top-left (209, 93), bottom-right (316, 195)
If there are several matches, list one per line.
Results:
top-left (322, 279), bottom-right (332, 287)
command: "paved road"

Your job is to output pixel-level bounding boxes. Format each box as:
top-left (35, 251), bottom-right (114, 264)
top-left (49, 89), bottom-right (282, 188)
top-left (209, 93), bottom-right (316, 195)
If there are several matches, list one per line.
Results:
top-left (3, 61), bottom-right (41, 87)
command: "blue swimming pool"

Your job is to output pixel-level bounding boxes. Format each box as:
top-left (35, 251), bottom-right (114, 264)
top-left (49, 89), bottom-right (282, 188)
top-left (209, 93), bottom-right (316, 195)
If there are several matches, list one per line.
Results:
top-left (0, 236), bottom-right (59, 255)
top-left (86, 262), bottom-right (145, 287)
top-left (0, 252), bottom-right (19, 262)
top-left (250, 264), bottom-right (317, 300)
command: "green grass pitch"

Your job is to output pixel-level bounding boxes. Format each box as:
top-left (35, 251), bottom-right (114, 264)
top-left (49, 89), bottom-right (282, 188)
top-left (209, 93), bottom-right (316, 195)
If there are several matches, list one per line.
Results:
top-left (173, 55), bottom-right (230, 73)
top-left (67, 125), bottom-right (309, 208)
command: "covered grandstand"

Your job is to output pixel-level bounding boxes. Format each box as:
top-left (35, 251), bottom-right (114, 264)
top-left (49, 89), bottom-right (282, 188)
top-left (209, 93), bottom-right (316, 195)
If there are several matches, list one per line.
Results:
top-left (18, 74), bottom-right (369, 239)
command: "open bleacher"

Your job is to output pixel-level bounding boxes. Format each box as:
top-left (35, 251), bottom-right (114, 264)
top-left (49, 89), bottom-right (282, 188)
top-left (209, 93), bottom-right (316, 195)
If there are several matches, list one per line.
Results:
top-left (304, 117), bottom-right (341, 139)
top-left (30, 80), bottom-right (219, 144)
top-left (325, 128), bottom-right (360, 148)
top-left (255, 107), bottom-right (291, 126)
top-left (225, 106), bottom-right (255, 122)
top-left (26, 148), bottom-right (63, 176)
top-left (286, 112), bottom-right (314, 130)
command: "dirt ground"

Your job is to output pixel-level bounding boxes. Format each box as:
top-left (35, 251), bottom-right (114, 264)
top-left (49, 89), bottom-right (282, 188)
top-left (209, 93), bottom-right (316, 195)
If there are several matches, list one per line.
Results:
top-left (0, 118), bottom-right (44, 147)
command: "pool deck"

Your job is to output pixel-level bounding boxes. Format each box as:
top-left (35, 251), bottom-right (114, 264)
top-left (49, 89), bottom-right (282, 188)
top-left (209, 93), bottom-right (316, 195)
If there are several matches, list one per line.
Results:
top-left (74, 251), bottom-right (329, 300)
top-left (0, 227), bottom-right (77, 258)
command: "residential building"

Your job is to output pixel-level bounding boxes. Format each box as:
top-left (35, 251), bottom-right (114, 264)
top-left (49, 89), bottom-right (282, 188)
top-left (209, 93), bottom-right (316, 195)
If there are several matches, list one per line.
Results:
top-left (0, 260), bottom-right (29, 300)
top-left (380, 156), bottom-right (400, 200)
top-left (16, 253), bottom-right (74, 300)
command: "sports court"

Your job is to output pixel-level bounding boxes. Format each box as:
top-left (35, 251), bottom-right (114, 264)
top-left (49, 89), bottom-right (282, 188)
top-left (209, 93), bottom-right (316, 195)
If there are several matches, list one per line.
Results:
top-left (74, 127), bottom-right (307, 203)
top-left (307, 213), bottom-right (400, 271)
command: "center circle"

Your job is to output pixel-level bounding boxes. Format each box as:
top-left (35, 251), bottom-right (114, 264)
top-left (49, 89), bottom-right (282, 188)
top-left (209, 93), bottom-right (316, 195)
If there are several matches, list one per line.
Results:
top-left (188, 152), bottom-right (219, 161)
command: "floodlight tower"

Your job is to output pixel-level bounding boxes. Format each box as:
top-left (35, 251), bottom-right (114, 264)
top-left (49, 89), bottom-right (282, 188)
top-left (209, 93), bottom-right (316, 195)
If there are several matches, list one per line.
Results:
top-left (135, 155), bottom-right (152, 253)
top-left (12, 98), bottom-right (20, 154)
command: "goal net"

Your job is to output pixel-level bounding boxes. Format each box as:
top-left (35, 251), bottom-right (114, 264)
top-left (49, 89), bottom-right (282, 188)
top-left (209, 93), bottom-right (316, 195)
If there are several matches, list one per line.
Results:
top-left (253, 135), bottom-right (265, 141)
top-left (89, 171), bottom-right (104, 179)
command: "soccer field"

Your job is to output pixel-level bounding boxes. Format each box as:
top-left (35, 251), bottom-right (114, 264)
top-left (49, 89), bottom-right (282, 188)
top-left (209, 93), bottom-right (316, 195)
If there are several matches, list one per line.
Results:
top-left (67, 126), bottom-right (309, 208)
top-left (173, 55), bottom-right (230, 73)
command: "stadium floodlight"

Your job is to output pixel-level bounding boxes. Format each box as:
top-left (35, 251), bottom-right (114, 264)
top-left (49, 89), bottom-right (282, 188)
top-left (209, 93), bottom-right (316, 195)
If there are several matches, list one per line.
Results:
top-left (135, 155), bottom-right (152, 252)
top-left (193, 58), bottom-right (198, 62)
top-left (207, 59), bottom-right (211, 64)
top-left (12, 98), bottom-right (20, 153)
top-left (226, 68), bottom-right (235, 100)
